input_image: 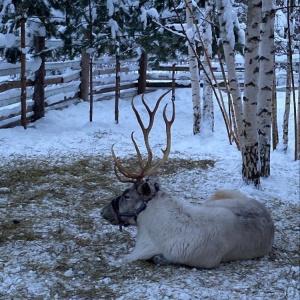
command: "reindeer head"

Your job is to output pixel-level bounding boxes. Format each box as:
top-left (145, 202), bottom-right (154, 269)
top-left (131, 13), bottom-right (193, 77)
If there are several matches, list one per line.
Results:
top-left (101, 91), bottom-right (175, 231)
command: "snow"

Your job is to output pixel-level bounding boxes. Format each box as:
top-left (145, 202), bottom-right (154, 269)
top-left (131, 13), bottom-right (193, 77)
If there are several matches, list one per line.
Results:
top-left (0, 88), bottom-right (299, 298)
top-left (140, 7), bottom-right (159, 29)
top-left (0, 33), bottom-right (5, 47)
top-left (27, 17), bottom-right (46, 37)
top-left (275, 9), bottom-right (287, 37)
top-left (0, 32), bottom-right (15, 48)
top-left (221, 0), bottom-right (236, 49)
top-left (108, 18), bottom-right (119, 39)
top-left (140, 7), bottom-right (148, 29)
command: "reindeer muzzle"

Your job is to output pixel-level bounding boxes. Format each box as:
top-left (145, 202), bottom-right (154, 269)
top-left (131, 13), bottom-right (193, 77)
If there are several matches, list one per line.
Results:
top-left (111, 196), bottom-right (148, 232)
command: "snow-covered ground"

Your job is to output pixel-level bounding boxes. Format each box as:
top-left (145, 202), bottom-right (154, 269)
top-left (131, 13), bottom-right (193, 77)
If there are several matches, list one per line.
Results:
top-left (0, 88), bottom-right (299, 299)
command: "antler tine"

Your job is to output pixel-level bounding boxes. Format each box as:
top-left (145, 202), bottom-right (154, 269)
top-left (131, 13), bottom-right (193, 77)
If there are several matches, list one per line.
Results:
top-left (112, 90), bottom-right (174, 184)
top-left (111, 144), bottom-right (142, 183)
top-left (130, 131), bottom-right (144, 169)
top-left (131, 90), bottom-right (172, 174)
top-left (131, 94), bottom-right (153, 172)
top-left (113, 164), bottom-right (136, 183)
top-left (145, 99), bottom-right (175, 177)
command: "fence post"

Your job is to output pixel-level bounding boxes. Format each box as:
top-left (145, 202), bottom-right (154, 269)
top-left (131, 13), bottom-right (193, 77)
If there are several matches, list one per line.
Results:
top-left (33, 35), bottom-right (45, 121)
top-left (137, 50), bottom-right (147, 94)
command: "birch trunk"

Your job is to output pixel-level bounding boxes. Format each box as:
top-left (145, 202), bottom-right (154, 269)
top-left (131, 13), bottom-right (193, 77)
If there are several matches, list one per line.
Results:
top-left (282, 54), bottom-right (291, 152)
top-left (295, 59), bottom-right (300, 160)
top-left (216, 0), bottom-right (243, 141)
top-left (202, 1), bottom-right (214, 134)
top-left (282, 1), bottom-right (295, 152)
top-left (241, 0), bottom-right (262, 186)
top-left (185, 0), bottom-right (201, 135)
top-left (257, 0), bottom-right (275, 177)
top-left (272, 74), bottom-right (279, 150)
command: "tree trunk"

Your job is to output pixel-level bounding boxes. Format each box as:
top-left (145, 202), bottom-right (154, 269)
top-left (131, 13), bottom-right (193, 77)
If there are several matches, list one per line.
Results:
top-left (282, 57), bottom-right (291, 152)
top-left (202, 1), bottom-right (214, 134)
top-left (137, 50), bottom-right (147, 95)
top-left (295, 60), bottom-right (300, 160)
top-left (272, 74), bottom-right (279, 150)
top-left (20, 15), bottom-right (27, 129)
top-left (282, 1), bottom-right (295, 153)
top-left (241, 0), bottom-right (262, 186)
top-left (185, 0), bottom-right (201, 135)
top-left (80, 44), bottom-right (90, 101)
top-left (216, 0), bottom-right (243, 141)
top-left (257, 0), bottom-right (275, 177)
top-left (89, 0), bottom-right (93, 122)
top-left (33, 35), bottom-right (45, 121)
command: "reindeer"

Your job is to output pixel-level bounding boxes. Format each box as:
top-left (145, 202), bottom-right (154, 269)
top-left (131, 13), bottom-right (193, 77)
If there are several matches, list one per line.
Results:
top-left (101, 91), bottom-right (275, 269)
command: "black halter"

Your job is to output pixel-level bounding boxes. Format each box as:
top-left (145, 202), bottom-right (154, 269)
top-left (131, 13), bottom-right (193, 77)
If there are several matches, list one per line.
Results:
top-left (111, 196), bottom-right (148, 232)
top-left (111, 182), bottom-right (160, 232)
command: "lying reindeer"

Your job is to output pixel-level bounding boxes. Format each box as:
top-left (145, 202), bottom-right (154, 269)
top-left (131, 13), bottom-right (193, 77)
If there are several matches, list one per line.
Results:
top-left (101, 91), bottom-right (275, 269)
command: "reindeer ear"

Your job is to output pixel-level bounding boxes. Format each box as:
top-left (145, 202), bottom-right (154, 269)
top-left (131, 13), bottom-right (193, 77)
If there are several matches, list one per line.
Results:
top-left (141, 182), bottom-right (151, 196)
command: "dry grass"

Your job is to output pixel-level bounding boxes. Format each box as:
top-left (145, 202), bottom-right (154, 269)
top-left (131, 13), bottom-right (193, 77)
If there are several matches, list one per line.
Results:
top-left (0, 155), bottom-right (299, 299)
top-left (0, 155), bottom-right (216, 299)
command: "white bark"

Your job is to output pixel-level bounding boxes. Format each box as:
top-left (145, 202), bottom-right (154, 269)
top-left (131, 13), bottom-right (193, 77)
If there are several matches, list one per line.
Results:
top-left (216, 0), bottom-right (243, 141)
top-left (241, 0), bottom-right (262, 186)
top-left (283, 1), bottom-right (296, 153)
top-left (295, 60), bottom-right (300, 160)
top-left (257, 0), bottom-right (275, 177)
top-left (272, 73), bottom-right (279, 150)
top-left (202, 2), bottom-right (214, 134)
top-left (282, 52), bottom-right (291, 152)
top-left (185, 0), bottom-right (201, 135)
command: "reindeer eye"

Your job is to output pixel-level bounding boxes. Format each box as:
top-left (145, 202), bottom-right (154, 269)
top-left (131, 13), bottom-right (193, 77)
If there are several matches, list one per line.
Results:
top-left (124, 194), bottom-right (130, 199)
top-left (123, 189), bottom-right (130, 199)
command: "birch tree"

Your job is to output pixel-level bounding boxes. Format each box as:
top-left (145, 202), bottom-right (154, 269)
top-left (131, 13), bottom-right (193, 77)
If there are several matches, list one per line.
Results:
top-left (216, 0), bottom-right (243, 140)
top-left (282, 0), bottom-right (296, 153)
top-left (272, 73), bottom-right (279, 150)
top-left (298, 59), bottom-right (300, 160)
top-left (241, 0), bottom-right (261, 186)
top-left (185, 0), bottom-right (201, 134)
top-left (282, 53), bottom-right (292, 152)
top-left (257, 0), bottom-right (275, 177)
top-left (202, 1), bottom-right (214, 133)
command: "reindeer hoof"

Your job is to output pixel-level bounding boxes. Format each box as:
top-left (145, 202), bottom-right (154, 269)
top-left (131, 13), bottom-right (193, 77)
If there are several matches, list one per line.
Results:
top-left (152, 254), bottom-right (170, 265)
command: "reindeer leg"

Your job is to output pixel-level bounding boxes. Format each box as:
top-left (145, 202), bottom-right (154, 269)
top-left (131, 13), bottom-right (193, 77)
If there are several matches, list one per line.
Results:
top-left (151, 254), bottom-right (172, 265)
top-left (124, 234), bottom-right (159, 262)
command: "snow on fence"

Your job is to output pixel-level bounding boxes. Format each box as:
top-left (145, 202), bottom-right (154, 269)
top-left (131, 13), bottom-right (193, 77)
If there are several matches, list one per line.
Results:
top-left (0, 53), bottom-right (298, 128)
top-left (0, 54), bottom-right (143, 128)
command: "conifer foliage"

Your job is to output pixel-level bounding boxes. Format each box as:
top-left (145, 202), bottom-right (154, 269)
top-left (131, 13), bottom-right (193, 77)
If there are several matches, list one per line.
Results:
top-left (0, 0), bottom-right (187, 62)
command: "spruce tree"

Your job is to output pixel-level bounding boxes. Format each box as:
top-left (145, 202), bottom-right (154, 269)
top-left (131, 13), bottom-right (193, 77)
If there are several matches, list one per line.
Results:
top-left (103, 0), bottom-right (187, 65)
top-left (0, 0), bottom-right (52, 62)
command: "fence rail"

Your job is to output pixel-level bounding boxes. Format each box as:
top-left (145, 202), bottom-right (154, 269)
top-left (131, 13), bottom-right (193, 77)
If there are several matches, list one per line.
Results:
top-left (0, 52), bottom-right (298, 128)
top-left (0, 52), bottom-right (145, 128)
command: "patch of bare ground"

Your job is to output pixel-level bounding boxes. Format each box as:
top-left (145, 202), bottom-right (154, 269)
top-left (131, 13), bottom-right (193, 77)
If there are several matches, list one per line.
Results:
top-left (0, 155), bottom-right (299, 299)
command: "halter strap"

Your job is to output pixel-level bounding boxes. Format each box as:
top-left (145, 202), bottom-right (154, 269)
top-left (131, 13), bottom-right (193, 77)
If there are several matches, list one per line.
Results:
top-left (112, 197), bottom-right (148, 232)
top-left (111, 184), bottom-right (159, 232)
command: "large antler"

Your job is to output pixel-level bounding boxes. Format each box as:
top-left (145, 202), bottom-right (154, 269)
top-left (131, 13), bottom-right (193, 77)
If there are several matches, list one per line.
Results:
top-left (112, 90), bottom-right (175, 183)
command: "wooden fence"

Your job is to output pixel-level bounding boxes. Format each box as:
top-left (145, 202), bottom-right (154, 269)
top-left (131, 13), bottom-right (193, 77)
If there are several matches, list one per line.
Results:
top-left (0, 51), bottom-right (297, 128)
top-left (0, 53), bottom-right (144, 128)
